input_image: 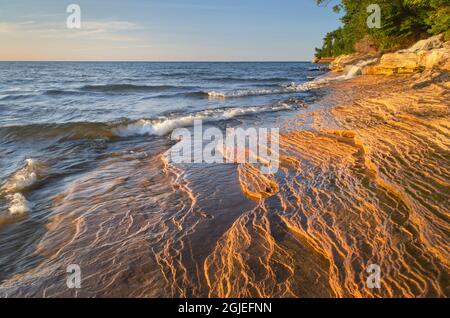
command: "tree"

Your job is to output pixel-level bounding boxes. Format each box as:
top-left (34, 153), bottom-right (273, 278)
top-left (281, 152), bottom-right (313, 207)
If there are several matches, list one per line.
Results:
top-left (314, 0), bottom-right (450, 58)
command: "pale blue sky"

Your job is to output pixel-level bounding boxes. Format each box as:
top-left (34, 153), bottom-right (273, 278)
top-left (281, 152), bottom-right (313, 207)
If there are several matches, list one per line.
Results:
top-left (0, 0), bottom-right (342, 61)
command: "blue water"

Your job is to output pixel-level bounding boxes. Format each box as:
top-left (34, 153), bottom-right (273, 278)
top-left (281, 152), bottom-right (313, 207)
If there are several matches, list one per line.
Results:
top-left (0, 62), bottom-right (322, 125)
top-left (0, 62), bottom-right (324, 181)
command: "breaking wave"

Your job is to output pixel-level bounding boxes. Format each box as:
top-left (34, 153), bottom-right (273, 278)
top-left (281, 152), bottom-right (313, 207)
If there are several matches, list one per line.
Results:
top-left (0, 159), bottom-right (44, 217)
top-left (1, 159), bottom-right (42, 194)
top-left (202, 76), bottom-right (291, 83)
top-left (0, 100), bottom-right (304, 141)
top-left (205, 73), bottom-right (360, 99)
top-left (113, 102), bottom-right (304, 137)
top-left (6, 193), bottom-right (32, 215)
top-left (206, 83), bottom-right (306, 99)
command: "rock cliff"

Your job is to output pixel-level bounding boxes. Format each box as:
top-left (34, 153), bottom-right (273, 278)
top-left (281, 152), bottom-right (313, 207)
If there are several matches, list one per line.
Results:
top-left (328, 34), bottom-right (450, 76)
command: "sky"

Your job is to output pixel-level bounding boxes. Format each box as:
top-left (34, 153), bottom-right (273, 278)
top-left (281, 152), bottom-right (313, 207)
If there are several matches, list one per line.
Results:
top-left (0, 0), bottom-right (342, 61)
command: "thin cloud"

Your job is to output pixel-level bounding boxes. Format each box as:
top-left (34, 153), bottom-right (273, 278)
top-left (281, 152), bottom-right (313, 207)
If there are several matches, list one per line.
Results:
top-left (0, 20), bottom-right (144, 41)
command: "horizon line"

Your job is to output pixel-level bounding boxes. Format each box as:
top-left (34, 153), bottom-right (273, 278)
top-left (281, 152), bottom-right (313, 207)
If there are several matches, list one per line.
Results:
top-left (0, 60), bottom-right (313, 63)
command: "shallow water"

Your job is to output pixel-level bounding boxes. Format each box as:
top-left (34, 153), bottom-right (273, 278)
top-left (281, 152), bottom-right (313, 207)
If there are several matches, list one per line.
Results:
top-left (0, 62), bottom-right (326, 296)
top-left (0, 63), bottom-right (448, 297)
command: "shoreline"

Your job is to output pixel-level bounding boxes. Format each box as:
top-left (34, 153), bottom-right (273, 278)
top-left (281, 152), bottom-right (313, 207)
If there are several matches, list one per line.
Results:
top-left (202, 69), bottom-right (449, 297)
top-left (0, 61), bottom-right (448, 298)
top-left (272, 71), bottom-right (449, 297)
top-left (198, 67), bottom-right (449, 297)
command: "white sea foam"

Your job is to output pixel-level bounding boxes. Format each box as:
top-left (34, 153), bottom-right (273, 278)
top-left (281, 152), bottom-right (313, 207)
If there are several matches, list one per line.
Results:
top-left (206, 76), bottom-right (347, 98)
top-left (0, 159), bottom-right (45, 216)
top-left (207, 83), bottom-right (305, 99)
top-left (113, 103), bottom-right (297, 137)
top-left (113, 67), bottom-right (373, 138)
top-left (2, 159), bottom-right (40, 193)
top-left (7, 193), bottom-right (32, 215)
top-left (115, 116), bottom-right (205, 137)
top-left (344, 58), bottom-right (379, 79)
top-left (206, 63), bottom-right (377, 100)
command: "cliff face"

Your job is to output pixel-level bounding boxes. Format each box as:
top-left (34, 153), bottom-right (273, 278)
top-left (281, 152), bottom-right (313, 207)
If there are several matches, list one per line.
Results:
top-left (329, 34), bottom-right (450, 76)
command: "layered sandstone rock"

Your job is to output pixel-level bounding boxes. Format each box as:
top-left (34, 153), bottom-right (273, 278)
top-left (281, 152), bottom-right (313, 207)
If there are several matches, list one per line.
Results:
top-left (363, 34), bottom-right (450, 75)
top-left (417, 45), bottom-right (450, 71)
top-left (330, 53), bottom-right (379, 72)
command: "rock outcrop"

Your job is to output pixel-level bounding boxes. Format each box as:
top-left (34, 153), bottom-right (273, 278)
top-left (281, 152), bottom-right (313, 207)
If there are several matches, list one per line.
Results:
top-left (327, 34), bottom-right (450, 76)
top-left (363, 34), bottom-right (450, 75)
top-left (330, 53), bottom-right (379, 72)
top-left (402, 34), bottom-right (446, 53)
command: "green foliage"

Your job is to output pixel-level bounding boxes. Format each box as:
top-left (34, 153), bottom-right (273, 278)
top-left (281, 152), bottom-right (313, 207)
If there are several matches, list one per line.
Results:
top-left (314, 0), bottom-right (450, 58)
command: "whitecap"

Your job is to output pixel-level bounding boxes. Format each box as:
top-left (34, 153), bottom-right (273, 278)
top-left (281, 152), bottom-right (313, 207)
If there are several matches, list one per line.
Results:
top-left (2, 159), bottom-right (41, 194)
top-left (7, 193), bottom-right (32, 215)
top-left (113, 103), bottom-right (299, 137)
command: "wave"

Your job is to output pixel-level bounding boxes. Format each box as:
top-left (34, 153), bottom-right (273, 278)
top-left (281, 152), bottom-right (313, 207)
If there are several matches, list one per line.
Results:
top-left (177, 91), bottom-right (211, 98)
top-left (0, 159), bottom-right (44, 217)
top-left (153, 87), bottom-right (290, 99)
top-left (205, 82), bottom-right (310, 99)
top-left (0, 99), bottom-right (302, 140)
top-left (158, 72), bottom-right (191, 77)
top-left (1, 159), bottom-right (43, 194)
top-left (152, 83), bottom-right (291, 99)
top-left (113, 102), bottom-right (303, 137)
top-left (6, 193), bottom-right (32, 215)
top-left (45, 89), bottom-right (84, 96)
top-left (42, 84), bottom-right (198, 96)
top-left (0, 122), bottom-right (114, 141)
top-left (80, 84), bottom-right (193, 93)
top-left (0, 94), bottom-right (34, 101)
top-left (203, 65), bottom-right (374, 99)
top-left (203, 77), bottom-right (291, 83)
